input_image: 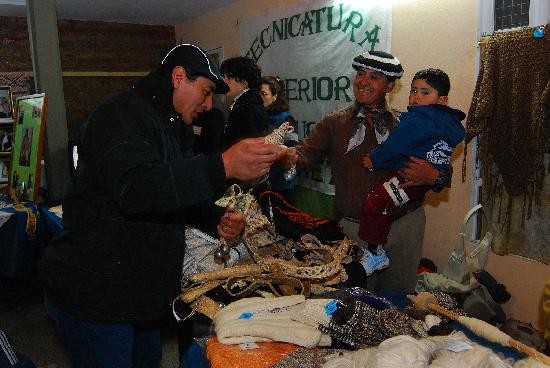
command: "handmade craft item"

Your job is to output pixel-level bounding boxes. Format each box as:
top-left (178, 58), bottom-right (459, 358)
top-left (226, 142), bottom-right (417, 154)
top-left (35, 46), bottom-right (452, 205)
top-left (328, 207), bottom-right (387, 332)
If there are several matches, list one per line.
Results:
top-left (263, 121), bottom-right (297, 180)
top-left (176, 181), bottom-right (354, 320)
top-left (175, 122), bottom-right (354, 321)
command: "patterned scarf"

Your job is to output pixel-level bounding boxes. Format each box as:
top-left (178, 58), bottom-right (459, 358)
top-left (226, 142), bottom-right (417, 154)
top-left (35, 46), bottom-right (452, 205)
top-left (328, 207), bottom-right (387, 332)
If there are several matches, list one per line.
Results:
top-left (346, 104), bottom-right (389, 154)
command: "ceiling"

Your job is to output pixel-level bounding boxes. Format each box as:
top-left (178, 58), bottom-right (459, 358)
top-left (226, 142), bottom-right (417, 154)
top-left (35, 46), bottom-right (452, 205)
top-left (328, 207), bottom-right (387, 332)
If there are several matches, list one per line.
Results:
top-left (0, 0), bottom-right (239, 25)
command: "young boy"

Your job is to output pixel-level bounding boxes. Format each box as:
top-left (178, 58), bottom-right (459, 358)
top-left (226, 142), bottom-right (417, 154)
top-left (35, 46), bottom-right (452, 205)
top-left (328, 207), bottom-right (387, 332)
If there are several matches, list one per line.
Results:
top-left (358, 68), bottom-right (466, 275)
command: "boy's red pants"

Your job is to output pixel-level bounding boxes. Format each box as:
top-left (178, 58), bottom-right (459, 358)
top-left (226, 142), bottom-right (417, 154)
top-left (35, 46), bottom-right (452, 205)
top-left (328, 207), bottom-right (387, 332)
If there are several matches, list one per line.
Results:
top-left (359, 171), bottom-right (429, 245)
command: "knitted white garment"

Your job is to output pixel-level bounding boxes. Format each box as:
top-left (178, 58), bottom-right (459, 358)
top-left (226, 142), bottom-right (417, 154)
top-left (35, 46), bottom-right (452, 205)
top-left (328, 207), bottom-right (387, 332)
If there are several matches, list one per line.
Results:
top-left (213, 295), bottom-right (332, 348)
top-left (213, 295), bottom-right (305, 326)
top-left (216, 319), bottom-right (331, 348)
top-left (293, 298), bottom-right (335, 328)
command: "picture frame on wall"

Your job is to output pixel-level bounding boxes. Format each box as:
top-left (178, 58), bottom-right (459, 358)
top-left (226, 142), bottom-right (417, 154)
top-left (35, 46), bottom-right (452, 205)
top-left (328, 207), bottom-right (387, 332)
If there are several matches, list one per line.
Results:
top-left (0, 160), bottom-right (9, 183)
top-left (0, 85), bottom-right (14, 123)
top-left (205, 46), bottom-right (223, 69)
top-left (205, 46), bottom-right (225, 106)
top-left (9, 93), bottom-right (48, 202)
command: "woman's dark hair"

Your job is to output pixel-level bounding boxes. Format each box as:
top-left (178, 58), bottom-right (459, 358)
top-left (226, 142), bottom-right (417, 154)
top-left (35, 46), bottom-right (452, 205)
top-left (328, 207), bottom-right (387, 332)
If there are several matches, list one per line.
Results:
top-left (220, 56), bottom-right (262, 89)
top-left (261, 76), bottom-right (289, 113)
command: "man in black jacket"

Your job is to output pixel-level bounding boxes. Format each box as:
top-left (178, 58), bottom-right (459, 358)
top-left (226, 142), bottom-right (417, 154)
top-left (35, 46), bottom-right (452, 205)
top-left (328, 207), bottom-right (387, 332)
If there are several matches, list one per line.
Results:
top-left (39, 43), bottom-right (284, 368)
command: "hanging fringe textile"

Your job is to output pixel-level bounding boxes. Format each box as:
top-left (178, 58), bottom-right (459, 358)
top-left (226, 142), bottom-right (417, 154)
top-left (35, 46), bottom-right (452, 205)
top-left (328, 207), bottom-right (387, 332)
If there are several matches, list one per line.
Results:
top-left (465, 25), bottom-right (550, 262)
top-left (466, 24), bottom-right (549, 198)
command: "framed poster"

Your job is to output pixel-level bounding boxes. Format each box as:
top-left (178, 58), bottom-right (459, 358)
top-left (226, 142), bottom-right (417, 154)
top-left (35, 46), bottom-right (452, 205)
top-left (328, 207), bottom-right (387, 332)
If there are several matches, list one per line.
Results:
top-left (0, 160), bottom-right (8, 183)
top-left (9, 93), bottom-right (48, 202)
top-left (0, 86), bottom-right (13, 123)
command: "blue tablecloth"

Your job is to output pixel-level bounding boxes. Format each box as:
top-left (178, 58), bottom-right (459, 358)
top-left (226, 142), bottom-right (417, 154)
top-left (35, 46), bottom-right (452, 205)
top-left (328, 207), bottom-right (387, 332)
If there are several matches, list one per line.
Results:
top-left (38, 204), bottom-right (64, 237)
top-left (0, 202), bottom-right (49, 278)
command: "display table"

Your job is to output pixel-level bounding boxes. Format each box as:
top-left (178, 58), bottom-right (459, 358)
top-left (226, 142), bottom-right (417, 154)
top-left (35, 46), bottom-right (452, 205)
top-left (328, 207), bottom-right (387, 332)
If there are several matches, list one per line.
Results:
top-left (38, 204), bottom-right (63, 237)
top-left (181, 289), bottom-right (526, 368)
top-left (0, 201), bottom-right (48, 278)
top-left (206, 338), bottom-right (298, 368)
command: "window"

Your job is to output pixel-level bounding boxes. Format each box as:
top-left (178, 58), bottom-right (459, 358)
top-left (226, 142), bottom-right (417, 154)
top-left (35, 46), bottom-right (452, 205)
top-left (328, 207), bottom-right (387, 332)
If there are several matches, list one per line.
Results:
top-left (479, 0), bottom-right (549, 37)
top-left (494, 0), bottom-right (530, 30)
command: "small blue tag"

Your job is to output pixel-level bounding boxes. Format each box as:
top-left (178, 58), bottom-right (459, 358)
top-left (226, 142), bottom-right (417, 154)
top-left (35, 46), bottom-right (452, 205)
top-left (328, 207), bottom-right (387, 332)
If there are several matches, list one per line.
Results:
top-left (533, 28), bottom-right (544, 39)
top-left (324, 300), bottom-right (338, 315)
top-left (238, 312), bottom-right (253, 320)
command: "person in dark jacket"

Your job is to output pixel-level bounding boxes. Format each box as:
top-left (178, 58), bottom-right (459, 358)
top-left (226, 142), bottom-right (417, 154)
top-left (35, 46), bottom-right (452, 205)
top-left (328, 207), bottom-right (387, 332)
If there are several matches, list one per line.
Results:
top-left (39, 43), bottom-right (284, 368)
top-left (220, 56), bottom-right (269, 149)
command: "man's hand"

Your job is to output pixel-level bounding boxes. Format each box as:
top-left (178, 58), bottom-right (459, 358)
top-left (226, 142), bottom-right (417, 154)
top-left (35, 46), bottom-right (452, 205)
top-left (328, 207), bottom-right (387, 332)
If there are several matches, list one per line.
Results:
top-left (217, 205), bottom-right (245, 242)
top-left (362, 154), bottom-right (373, 170)
top-left (222, 137), bottom-right (283, 181)
top-left (398, 156), bottom-right (439, 188)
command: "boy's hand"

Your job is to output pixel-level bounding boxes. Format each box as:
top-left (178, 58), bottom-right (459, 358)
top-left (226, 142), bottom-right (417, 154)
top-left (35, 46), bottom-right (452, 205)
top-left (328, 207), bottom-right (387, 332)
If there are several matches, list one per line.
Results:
top-left (362, 154), bottom-right (373, 170)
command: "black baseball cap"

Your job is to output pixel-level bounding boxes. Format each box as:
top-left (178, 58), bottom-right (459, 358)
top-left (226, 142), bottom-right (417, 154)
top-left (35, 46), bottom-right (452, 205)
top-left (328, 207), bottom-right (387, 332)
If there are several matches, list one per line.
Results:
top-left (161, 43), bottom-right (229, 94)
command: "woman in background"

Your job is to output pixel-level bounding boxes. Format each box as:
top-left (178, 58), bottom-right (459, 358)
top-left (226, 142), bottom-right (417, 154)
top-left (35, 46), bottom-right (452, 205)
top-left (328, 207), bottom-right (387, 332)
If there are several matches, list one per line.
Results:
top-left (260, 76), bottom-right (298, 201)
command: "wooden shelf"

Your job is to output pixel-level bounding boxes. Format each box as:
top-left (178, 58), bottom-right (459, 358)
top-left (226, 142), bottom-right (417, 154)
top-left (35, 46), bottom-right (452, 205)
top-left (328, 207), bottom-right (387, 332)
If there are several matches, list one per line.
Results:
top-left (0, 151), bottom-right (12, 158)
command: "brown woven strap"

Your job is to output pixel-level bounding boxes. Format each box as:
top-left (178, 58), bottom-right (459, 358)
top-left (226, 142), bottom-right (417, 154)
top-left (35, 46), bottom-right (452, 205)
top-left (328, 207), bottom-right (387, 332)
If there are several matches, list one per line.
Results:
top-left (181, 280), bottom-right (223, 303)
top-left (189, 264), bottom-right (263, 283)
top-left (190, 296), bottom-right (223, 319)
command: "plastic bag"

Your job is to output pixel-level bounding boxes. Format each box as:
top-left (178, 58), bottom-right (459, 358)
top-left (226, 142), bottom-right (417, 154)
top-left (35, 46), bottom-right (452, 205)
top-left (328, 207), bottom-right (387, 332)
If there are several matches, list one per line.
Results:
top-left (443, 204), bottom-right (493, 284)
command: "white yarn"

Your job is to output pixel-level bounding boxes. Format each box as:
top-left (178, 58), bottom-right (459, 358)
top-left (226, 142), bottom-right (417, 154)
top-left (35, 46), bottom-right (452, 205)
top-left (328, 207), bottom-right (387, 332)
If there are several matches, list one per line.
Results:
top-left (457, 315), bottom-right (512, 346)
top-left (322, 351), bottom-right (356, 368)
top-left (322, 332), bottom-right (515, 368)
top-left (425, 314), bottom-right (443, 329)
top-left (513, 357), bottom-right (550, 368)
top-left (431, 346), bottom-right (512, 367)
top-left (357, 335), bottom-right (435, 368)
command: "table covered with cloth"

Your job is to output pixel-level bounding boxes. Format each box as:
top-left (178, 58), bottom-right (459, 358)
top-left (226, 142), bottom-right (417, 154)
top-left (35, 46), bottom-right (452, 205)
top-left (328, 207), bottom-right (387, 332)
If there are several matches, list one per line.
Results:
top-left (181, 289), bottom-right (527, 368)
top-left (0, 201), bottom-right (49, 278)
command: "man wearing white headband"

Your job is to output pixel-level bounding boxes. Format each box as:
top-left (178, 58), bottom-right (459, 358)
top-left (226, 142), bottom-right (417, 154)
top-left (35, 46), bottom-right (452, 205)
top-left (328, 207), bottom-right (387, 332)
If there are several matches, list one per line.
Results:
top-left (286, 50), bottom-right (450, 293)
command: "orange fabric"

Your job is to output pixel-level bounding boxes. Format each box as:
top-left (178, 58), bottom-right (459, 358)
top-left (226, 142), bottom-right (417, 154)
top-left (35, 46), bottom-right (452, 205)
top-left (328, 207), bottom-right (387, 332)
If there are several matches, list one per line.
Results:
top-left (206, 337), bottom-right (298, 368)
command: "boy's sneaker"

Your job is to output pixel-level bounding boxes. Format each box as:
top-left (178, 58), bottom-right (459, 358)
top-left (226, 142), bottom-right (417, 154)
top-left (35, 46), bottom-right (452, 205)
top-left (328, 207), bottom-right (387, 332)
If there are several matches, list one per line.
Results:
top-left (360, 248), bottom-right (390, 276)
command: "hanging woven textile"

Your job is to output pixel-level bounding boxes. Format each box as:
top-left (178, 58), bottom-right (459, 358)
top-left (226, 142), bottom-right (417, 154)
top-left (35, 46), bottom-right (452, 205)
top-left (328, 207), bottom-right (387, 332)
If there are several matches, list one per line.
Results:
top-left (465, 24), bottom-right (550, 262)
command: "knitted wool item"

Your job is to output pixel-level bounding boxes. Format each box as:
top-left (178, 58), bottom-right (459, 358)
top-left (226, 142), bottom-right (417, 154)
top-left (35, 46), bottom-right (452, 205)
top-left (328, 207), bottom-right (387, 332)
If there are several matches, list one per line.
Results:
top-left (352, 50), bottom-right (404, 78)
top-left (320, 300), bottom-right (386, 347)
top-left (268, 348), bottom-right (345, 368)
top-left (213, 295), bottom-right (332, 348)
top-left (378, 308), bottom-right (415, 337)
top-left (466, 25), bottom-right (550, 219)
